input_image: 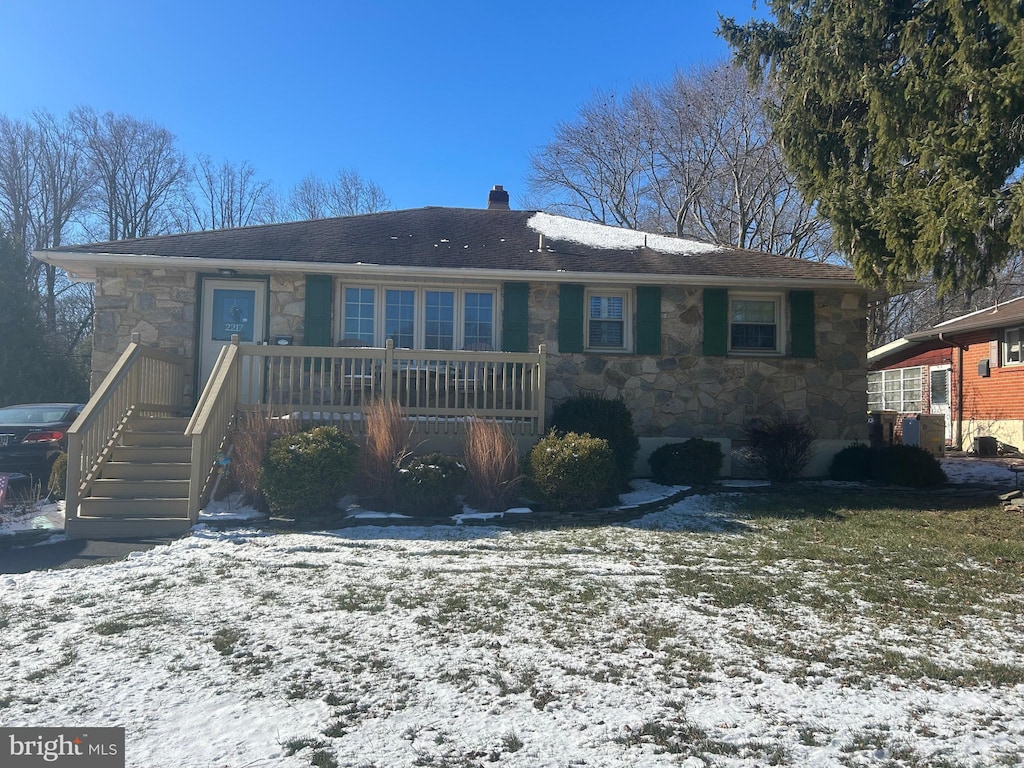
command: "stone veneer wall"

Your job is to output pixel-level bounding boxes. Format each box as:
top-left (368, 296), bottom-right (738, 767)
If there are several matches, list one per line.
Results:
top-left (93, 268), bottom-right (866, 440)
top-left (530, 285), bottom-right (867, 440)
top-left (92, 268), bottom-right (307, 403)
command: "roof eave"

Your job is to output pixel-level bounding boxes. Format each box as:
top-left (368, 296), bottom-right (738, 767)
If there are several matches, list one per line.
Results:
top-left (34, 250), bottom-right (865, 289)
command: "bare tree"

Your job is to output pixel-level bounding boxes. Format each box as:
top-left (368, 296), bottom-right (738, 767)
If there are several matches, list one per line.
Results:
top-left (72, 107), bottom-right (188, 241)
top-left (0, 116), bottom-right (39, 256)
top-left (182, 154), bottom-right (273, 230)
top-left (529, 62), bottom-right (839, 262)
top-left (288, 169), bottom-right (391, 220)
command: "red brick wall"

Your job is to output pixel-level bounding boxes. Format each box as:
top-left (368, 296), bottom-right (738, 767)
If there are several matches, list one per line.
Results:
top-left (958, 330), bottom-right (1024, 421)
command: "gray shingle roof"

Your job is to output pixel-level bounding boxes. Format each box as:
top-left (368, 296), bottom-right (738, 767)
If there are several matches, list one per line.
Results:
top-left (45, 207), bottom-right (858, 282)
top-left (905, 295), bottom-right (1024, 341)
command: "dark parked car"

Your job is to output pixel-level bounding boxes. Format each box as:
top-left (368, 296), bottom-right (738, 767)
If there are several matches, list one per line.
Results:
top-left (0, 403), bottom-right (83, 483)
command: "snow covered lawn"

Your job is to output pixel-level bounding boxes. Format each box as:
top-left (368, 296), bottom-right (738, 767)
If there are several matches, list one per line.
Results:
top-left (2, 483), bottom-right (1023, 767)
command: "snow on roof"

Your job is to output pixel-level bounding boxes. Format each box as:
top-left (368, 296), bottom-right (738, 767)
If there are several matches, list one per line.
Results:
top-left (527, 212), bottom-right (725, 255)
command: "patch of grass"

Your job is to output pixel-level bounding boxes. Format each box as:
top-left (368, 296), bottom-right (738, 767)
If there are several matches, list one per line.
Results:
top-left (501, 730), bottom-right (524, 753)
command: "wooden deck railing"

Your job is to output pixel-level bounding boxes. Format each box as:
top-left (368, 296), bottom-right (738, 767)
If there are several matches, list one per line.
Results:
top-left (186, 341), bottom-right (240, 521)
top-left (65, 335), bottom-right (186, 519)
top-left (233, 339), bottom-right (547, 435)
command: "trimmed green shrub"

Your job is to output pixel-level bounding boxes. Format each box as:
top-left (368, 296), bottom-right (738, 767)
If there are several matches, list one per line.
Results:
top-left (742, 413), bottom-right (816, 481)
top-left (47, 452), bottom-right (68, 500)
top-left (527, 431), bottom-right (617, 511)
top-left (871, 444), bottom-right (948, 488)
top-left (395, 452), bottom-right (467, 517)
top-left (828, 444), bottom-right (874, 481)
top-left (261, 426), bottom-right (359, 517)
top-left (648, 438), bottom-right (723, 486)
top-left (550, 395), bottom-right (639, 489)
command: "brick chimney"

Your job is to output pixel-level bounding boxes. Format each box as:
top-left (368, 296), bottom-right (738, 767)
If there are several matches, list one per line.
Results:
top-left (487, 184), bottom-right (510, 210)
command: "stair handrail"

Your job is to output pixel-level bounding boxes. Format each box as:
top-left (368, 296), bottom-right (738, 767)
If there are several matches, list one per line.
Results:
top-left (187, 337), bottom-right (241, 521)
top-left (66, 335), bottom-right (186, 522)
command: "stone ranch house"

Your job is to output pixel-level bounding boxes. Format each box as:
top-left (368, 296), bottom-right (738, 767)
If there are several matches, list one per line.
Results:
top-left (36, 191), bottom-right (868, 537)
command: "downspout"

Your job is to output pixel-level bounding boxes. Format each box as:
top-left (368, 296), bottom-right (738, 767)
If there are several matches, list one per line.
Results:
top-left (939, 332), bottom-right (964, 450)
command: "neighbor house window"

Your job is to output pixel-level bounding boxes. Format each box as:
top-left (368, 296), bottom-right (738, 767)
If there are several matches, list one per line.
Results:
top-left (339, 285), bottom-right (496, 349)
top-left (867, 367), bottom-right (923, 411)
top-left (586, 290), bottom-right (628, 350)
top-left (729, 295), bottom-right (782, 353)
top-left (1004, 327), bottom-right (1023, 365)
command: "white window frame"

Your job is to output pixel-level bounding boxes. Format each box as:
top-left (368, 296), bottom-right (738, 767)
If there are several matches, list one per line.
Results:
top-left (867, 366), bottom-right (923, 411)
top-left (584, 288), bottom-right (631, 353)
top-left (338, 283), bottom-right (499, 350)
top-left (1004, 327), bottom-right (1024, 365)
top-left (728, 292), bottom-right (784, 355)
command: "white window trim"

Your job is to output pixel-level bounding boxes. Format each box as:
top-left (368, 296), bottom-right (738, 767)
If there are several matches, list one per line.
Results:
top-left (337, 282), bottom-right (499, 350)
top-left (584, 288), bottom-right (632, 353)
top-left (1003, 327), bottom-right (1024, 366)
top-left (867, 366), bottom-right (923, 412)
top-left (727, 292), bottom-right (785, 355)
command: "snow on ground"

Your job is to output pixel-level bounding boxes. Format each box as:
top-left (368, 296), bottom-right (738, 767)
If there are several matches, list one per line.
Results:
top-left (0, 467), bottom-right (1022, 766)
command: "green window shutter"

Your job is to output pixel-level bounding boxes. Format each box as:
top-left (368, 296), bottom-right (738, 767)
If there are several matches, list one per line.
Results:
top-left (790, 290), bottom-right (816, 358)
top-left (501, 282), bottom-right (529, 352)
top-left (703, 288), bottom-right (728, 356)
top-left (303, 274), bottom-right (333, 346)
top-left (558, 283), bottom-right (584, 353)
top-left (635, 286), bottom-right (662, 355)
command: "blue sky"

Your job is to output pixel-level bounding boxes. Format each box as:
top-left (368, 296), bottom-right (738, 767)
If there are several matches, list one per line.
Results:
top-left (2, 0), bottom-right (762, 211)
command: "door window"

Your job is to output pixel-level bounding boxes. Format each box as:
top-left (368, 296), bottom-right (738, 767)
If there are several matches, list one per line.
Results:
top-left (211, 289), bottom-right (256, 342)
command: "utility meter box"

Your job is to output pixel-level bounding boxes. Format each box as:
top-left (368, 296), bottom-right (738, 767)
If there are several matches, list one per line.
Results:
top-left (901, 414), bottom-right (945, 456)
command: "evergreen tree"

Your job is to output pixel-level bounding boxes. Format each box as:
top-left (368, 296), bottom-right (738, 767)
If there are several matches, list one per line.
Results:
top-left (720, 1), bottom-right (1024, 294)
top-left (0, 232), bottom-right (87, 404)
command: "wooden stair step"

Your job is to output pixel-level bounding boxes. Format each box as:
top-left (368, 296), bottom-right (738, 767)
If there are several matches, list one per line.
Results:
top-left (90, 479), bottom-right (190, 499)
top-left (99, 462), bottom-right (191, 481)
top-left (125, 417), bottom-right (191, 432)
top-left (120, 431), bottom-right (191, 448)
top-left (66, 516), bottom-right (192, 539)
top-left (111, 446), bottom-right (191, 463)
top-left (79, 498), bottom-right (189, 518)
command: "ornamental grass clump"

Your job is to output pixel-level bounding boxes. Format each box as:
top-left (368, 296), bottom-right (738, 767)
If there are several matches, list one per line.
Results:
top-left (648, 438), bottom-right (723, 486)
top-left (261, 425), bottom-right (359, 517)
top-left (462, 418), bottom-right (524, 512)
top-left (358, 399), bottom-right (415, 511)
top-left (527, 431), bottom-right (617, 511)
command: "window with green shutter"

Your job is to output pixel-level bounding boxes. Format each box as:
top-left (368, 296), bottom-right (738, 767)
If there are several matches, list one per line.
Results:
top-left (558, 284), bottom-right (584, 353)
top-left (703, 288), bottom-right (728, 356)
top-left (789, 290), bottom-right (816, 358)
top-left (635, 286), bottom-right (661, 355)
top-left (304, 274), bottom-right (333, 346)
top-left (501, 282), bottom-right (529, 352)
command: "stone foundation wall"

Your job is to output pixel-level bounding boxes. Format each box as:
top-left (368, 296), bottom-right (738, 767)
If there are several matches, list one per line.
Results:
top-left (531, 284), bottom-right (867, 440)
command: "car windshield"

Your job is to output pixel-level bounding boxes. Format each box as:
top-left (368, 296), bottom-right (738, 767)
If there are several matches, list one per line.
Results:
top-left (0, 406), bottom-right (73, 424)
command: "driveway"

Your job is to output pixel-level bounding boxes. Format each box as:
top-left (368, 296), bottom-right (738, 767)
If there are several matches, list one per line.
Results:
top-left (0, 536), bottom-right (173, 574)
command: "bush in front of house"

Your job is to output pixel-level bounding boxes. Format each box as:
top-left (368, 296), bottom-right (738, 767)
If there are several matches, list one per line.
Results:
top-left (828, 443), bottom-right (874, 482)
top-left (527, 431), bottom-right (617, 511)
top-left (742, 413), bottom-right (816, 481)
top-left (232, 406), bottom-right (298, 513)
top-left (871, 444), bottom-right (948, 488)
top-left (648, 438), bottom-right (723, 486)
top-left (261, 425), bottom-right (359, 517)
top-left (47, 452), bottom-right (68, 500)
top-left (550, 394), bottom-right (639, 489)
top-left (395, 452), bottom-right (467, 517)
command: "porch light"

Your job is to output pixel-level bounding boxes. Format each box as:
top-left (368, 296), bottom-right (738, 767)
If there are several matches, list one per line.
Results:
top-left (218, 268), bottom-right (237, 277)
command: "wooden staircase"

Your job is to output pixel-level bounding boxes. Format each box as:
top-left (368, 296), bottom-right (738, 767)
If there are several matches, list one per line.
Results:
top-left (66, 416), bottom-right (195, 539)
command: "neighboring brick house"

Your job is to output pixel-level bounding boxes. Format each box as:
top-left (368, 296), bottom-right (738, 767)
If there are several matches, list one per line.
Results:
top-left (36, 187), bottom-right (869, 444)
top-left (868, 296), bottom-right (1024, 450)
